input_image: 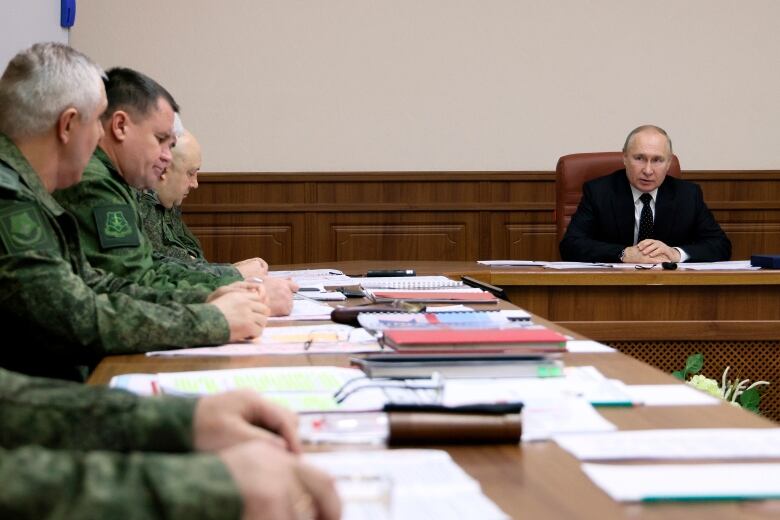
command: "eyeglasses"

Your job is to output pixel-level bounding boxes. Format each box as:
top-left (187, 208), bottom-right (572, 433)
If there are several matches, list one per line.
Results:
top-left (333, 372), bottom-right (445, 404)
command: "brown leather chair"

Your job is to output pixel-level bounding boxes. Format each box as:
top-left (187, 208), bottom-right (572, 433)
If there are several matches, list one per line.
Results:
top-left (555, 152), bottom-right (681, 243)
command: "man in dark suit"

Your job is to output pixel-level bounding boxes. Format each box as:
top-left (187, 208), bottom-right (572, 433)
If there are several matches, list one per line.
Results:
top-left (560, 125), bottom-right (731, 263)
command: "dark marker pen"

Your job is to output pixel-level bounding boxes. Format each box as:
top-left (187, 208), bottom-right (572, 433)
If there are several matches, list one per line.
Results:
top-left (365, 269), bottom-right (416, 277)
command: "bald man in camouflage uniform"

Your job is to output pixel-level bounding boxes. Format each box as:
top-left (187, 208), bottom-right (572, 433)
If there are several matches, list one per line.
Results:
top-left (0, 44), bottom-right (270, 380)
top-left (138, 124), bottom-right (268, 279)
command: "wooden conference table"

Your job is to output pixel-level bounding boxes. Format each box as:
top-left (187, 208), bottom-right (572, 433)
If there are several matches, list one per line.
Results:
top-left (89, 264), bottom-right (780, 519)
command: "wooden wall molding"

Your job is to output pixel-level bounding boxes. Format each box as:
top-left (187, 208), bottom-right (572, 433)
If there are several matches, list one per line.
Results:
top-left (182, 170), bottom-right (780, 264)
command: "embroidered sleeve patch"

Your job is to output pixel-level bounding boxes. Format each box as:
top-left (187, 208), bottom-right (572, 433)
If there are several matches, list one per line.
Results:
top-left (93, 204), bottom-right (140, 249)
top-left (0, 202), bottom-right (57, 254)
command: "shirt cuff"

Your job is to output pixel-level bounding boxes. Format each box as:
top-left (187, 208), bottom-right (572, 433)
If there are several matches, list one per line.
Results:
top-left (674, 247), bottom-right (689, 262)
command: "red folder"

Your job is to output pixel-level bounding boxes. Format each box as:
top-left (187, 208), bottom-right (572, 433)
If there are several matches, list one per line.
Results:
top-left (382, 328), bottom-right (567, 353)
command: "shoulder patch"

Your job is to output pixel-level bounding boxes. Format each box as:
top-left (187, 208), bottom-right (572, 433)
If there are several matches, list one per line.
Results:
top-left (0, 202), bottom-right (57, 254)
top-left (93, 204), bottom-right (141, 249)
top-left (0, 163), bottom-right (21, 193)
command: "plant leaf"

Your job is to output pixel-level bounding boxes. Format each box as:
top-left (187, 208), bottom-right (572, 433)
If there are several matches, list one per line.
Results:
top-left (672, 370), bottom-right (687, 381)
top-left (684, 353), bottom-right (704, 375)
top-left (739, 388), bottom-right (761, 412)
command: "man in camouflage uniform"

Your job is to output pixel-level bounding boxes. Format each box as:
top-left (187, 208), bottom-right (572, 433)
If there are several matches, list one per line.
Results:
top-left (0, 43), bottom-right (271, 380)
top-left (55, 68), bottom-right (296, 316)
top-left (0, 44), bottom-right (340, 520)
top-left (139, 121), bottom-right (268, 281)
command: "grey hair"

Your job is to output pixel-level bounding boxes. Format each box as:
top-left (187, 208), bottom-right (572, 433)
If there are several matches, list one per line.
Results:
top-left (622, 124), bottom-right (673, 155)
top-left (173, 112), bottom-right (185, 138)
top-left (0, 42), bottom-right (104, 139)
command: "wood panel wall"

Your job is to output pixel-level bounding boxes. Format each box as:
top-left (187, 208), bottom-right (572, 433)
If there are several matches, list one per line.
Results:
top-left (181, 171), bottom-right (780, 265)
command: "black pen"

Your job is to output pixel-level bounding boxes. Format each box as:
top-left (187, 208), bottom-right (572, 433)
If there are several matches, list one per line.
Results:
top-left (366, 269), bottom-right (416, 277)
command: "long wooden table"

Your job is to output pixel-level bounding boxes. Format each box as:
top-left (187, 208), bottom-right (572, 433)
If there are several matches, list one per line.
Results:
top-left (89, 270), bottom-right (780, 519)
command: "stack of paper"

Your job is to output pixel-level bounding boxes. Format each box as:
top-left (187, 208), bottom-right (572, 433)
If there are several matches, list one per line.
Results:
top-left (306, 450), bottom-right (509, 520)
top-left (557, 429), bottom-right (780, 503)
top-left (554, 428), bottom-right (780, 461)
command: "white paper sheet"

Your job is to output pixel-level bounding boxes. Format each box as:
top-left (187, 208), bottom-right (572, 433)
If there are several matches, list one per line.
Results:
top-left (676, 260), bottom-right (758, 271)
top-left (555, 428), bottom-right (780, 461)
top-left (566, 340), bottom-right (617, 353)
top-left (582, 462), bottom-right (780, 502)
top-left (521, 397), bottom-right (617, 441)
top-left (268, 268), bottom-right (354, 288)
top-left (268, 299), bottom-right (333, 321)
top-left (440, 367), bottom-right (633, 408)
top-left (306, 450), bottom-right (509, 520)
top-left (477, 260), bottom-right (547, 266)
top-left (623, 384), bottom-right (721, 406)
top-left (147, 324), bottom-right (381, 357)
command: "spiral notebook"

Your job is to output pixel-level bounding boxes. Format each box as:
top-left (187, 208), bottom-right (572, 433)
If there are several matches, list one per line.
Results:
top-left (352, 275), bottom-right (464, 290)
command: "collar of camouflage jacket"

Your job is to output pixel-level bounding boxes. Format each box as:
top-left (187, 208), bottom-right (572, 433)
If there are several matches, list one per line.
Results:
top-left (0, 133), bottom-right (68, 217)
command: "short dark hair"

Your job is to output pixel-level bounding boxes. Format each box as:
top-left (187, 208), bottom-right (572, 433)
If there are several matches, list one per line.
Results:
top-left (102, 67), bottom-right (179, 122)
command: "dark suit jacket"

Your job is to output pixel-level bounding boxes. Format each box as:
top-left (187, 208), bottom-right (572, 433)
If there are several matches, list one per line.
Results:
top-left (559, 170), bottom-right (731, 263)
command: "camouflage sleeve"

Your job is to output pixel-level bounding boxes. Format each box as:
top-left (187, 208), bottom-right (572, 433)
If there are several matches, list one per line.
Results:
top-left (0, 447), bottom-right (242, 520)
top-left (0, 368), bottom-right (195, 452)
top-left (0, 249), bottom-right (230, 364)
top-left (138, 193), bottom-right (243, 283)
top-left (171, 255), bottom-right (243, 280)
top-left (147, 257), bottom-right (242, 290)
top-left (80, 258), bottom-right (212, 305)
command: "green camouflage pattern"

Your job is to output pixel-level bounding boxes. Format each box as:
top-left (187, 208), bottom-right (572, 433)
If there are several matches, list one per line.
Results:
top-left (54, 148), bottom-right (241, 291)
top-left (138, 190), bottom-right (242, 279)
top-left (0, 134), bottom-right (230, 379)
top-left (0, 368), bottom-right (242, 519)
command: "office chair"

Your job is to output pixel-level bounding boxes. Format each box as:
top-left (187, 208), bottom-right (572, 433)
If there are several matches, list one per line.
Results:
top-left (554, 152), bottom-right (681, 244)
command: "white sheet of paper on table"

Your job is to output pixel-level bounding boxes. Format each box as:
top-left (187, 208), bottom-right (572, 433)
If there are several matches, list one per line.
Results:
top-left (306, 450), bottom-right (510, 520)
top-left (582, 462), bottom-right (780, 502)
top-left (555, 428), bottom-right (780, 461)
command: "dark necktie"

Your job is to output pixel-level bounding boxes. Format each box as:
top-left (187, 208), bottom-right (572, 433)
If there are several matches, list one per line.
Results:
top-left (637, 193), bottom-right (654, 243)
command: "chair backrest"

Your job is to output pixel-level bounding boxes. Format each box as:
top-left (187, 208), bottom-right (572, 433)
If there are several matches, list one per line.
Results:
top-left (555, 151), bottom-right (681, 242)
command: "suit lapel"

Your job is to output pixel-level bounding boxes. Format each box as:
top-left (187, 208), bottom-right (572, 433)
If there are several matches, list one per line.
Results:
top-left (653, 178), bottom-right (676, 241)
top-left (612, 172), bottom-right (636, 244)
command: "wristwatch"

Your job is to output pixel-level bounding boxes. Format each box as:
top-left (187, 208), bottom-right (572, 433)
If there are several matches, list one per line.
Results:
top-left (619, 248), bottom-right (627, 262)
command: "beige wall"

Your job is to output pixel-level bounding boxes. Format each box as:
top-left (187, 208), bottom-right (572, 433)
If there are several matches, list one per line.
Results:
top-left (1, 0), bottom-right (67, 73)
top-left (71, 1), bottom-right (780, 172)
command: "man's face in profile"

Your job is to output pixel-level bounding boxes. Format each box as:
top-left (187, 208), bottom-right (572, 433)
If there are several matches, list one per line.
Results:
top-left (158, 133), bottom-right (202, 208)
top-left (116, 97), bottom-right (176, 190)
top-left (623, 130), bottom-right (672, 193)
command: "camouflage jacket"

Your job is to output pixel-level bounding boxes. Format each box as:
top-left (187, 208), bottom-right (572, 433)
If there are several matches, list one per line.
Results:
top-left (0, 135), bottom-right (229, 379)
top-left (138, 190), bottom-right (241, 279)
top-left (53, 149), bottom-right (241, 291)
top-left (0, 368), bottom-right (242, 519)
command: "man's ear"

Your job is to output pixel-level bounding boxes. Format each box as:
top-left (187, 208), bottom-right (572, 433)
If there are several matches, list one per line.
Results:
top-left (57, 108), bottom-right (79, 144)
top-left (110, 110), bottom-right (130, 142)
